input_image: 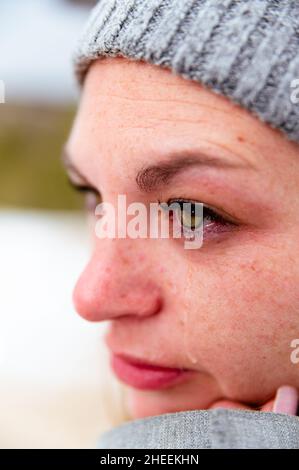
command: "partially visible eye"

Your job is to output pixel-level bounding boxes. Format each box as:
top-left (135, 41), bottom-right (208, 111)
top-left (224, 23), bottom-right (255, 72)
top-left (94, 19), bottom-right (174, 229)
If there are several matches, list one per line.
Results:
top-left (68, 179), bottom-right (102, 212)
top-left (84, 189), bottom-right (102, 212)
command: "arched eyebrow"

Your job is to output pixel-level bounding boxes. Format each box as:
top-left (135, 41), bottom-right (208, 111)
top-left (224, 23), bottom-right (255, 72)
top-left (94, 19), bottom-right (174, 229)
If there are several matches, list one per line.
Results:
top-left (62, 145), bottom-right (254, 192)
top-left (136, 150), bottom-right (252, 193)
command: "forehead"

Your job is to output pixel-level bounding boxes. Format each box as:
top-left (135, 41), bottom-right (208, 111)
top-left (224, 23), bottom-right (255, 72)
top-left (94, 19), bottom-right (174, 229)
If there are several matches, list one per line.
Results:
top-left (74, 56), bottom-right (247, 130)
top-left (69, 58), bottom-right (252, 161)
top-left (67, 57), bottom-right (296, 189)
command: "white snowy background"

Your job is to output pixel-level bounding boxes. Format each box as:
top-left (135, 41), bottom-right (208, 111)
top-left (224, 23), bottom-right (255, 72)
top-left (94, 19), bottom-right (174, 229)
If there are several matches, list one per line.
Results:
top-left (0, 0), bottom-right (125, 448)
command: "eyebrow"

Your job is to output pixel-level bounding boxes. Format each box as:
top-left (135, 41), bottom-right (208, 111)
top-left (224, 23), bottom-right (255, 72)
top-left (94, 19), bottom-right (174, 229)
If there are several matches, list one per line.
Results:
top-left (135, 150), bottom-right (251, 193)
top-left (62, 145), bottom-right (253, 192)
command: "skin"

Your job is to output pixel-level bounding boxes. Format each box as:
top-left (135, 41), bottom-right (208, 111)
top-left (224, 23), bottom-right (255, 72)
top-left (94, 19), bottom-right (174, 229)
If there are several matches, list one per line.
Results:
top-left (65, 57), bottom-right (299, 419)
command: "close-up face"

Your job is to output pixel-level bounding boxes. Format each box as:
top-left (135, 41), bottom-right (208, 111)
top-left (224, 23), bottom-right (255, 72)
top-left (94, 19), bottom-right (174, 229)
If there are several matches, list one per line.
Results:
top-left (66, 57), bottom-right (299, 420)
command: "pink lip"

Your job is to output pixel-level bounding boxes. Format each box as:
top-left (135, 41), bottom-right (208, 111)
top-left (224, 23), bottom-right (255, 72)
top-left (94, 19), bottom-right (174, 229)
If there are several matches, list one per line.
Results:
top-left (110, 353), bottom-right (193, 390)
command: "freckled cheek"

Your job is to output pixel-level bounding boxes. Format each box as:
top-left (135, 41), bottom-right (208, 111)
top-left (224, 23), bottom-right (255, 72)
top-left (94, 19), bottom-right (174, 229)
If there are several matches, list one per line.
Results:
top-left (172, 263), bottom-right (299, 389)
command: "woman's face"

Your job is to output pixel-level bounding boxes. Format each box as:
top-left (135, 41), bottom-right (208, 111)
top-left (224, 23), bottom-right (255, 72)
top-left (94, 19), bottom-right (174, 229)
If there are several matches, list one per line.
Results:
top-left (66, 57), bottom-right (299, 419)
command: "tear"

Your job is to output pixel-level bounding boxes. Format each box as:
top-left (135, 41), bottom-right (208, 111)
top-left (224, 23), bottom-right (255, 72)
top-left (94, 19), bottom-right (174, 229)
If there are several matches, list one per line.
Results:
top-left (181, 266), bottom-right (199, 366)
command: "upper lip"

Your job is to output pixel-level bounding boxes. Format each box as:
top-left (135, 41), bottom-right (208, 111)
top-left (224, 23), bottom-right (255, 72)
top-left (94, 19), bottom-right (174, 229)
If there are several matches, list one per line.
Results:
top-left (111, 351), bottom-right (191, 372)
top-left (105, 333), bottom-right (194, 372)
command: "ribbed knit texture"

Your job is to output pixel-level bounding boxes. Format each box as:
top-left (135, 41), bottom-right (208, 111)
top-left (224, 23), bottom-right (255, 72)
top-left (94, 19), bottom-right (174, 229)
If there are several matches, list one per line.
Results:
top-left (74, 0), bottom-right (299, 143)
top-left (97, 408), bottom-right (299, 449)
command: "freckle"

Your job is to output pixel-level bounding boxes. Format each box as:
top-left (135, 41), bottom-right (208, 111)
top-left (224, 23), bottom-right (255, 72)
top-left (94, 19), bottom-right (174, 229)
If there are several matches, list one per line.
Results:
top-left (237, 136), bottom-right (245, 143)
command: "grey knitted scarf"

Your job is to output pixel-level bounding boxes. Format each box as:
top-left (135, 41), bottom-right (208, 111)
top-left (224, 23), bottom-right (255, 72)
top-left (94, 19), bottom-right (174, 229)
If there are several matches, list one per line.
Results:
top-left (97, 408), bottom-right (299, 449)
top-left (74, 0), bottom-right (299, 144)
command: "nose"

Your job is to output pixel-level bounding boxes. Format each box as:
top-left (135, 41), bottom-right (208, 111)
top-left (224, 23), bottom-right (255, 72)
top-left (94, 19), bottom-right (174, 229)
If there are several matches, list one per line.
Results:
top-left (73, 241), bottom-right (163, 322)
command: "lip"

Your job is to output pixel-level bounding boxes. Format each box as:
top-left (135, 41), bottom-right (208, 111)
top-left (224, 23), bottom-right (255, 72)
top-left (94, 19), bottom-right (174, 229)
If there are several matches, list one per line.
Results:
top-left (110, 353), bottom-right (193, 390)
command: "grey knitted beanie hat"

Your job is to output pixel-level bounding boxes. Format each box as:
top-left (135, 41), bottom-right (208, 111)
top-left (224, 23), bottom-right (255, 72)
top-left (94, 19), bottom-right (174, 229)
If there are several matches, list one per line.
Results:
top-left (74, 0), bottom-right (299, 143)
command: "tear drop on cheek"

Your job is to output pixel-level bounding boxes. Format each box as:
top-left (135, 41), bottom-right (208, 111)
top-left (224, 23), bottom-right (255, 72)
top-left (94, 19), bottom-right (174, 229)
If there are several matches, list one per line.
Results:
top-left (180, 266), bottom-right (199, 366)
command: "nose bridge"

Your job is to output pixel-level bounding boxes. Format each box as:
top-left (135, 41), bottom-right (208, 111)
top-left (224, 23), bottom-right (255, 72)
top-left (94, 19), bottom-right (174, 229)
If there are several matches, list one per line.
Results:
top-left (96, 236), bottom-right (147, 285)
top-left (73, 237), bottom-right (163, 322)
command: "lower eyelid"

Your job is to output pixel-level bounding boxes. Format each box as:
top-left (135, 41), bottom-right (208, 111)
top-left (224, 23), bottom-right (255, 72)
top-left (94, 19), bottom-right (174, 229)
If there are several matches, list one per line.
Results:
top-left (167, 209), bottom-right (237, 244)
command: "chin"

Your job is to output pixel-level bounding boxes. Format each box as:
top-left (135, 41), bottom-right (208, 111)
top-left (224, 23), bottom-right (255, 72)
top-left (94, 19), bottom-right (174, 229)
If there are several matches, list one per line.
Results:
top-left (124, 379), bottom-right (221, 420)
top-left (125, 391), bottom-right (186, 420)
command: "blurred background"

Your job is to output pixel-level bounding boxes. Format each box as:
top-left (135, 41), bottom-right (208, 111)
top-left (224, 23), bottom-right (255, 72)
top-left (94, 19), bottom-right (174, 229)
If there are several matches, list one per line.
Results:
top-left (0, 0), bottom-right (125, 448)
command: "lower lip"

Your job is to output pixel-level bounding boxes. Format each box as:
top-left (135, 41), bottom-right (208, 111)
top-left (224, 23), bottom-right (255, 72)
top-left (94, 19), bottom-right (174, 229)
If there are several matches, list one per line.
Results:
top-left (111, 354), bottom-right (191, 390)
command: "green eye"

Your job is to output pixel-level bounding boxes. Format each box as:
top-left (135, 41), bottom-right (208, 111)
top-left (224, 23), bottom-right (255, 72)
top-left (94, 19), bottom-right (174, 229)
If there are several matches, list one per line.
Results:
top-left (162, 200), bottom-right (203, 232)
top-left (178, 202), bottom-right (203, 231)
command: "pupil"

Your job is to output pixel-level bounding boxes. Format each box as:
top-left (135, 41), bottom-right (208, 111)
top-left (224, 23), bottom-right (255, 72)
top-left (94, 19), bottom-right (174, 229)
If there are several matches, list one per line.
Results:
top-left (181, 203), bottom-right (200, 230)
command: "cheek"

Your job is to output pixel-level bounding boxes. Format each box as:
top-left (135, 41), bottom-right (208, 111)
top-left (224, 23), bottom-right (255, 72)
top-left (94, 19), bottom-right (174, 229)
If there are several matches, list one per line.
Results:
top-left (174, 242), bottom-right (299, 402)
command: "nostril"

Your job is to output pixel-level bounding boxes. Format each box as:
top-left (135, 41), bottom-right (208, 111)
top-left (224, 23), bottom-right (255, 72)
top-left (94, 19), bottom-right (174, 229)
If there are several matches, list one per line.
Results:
top-left (135, 293), bottom-right (163, 317)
